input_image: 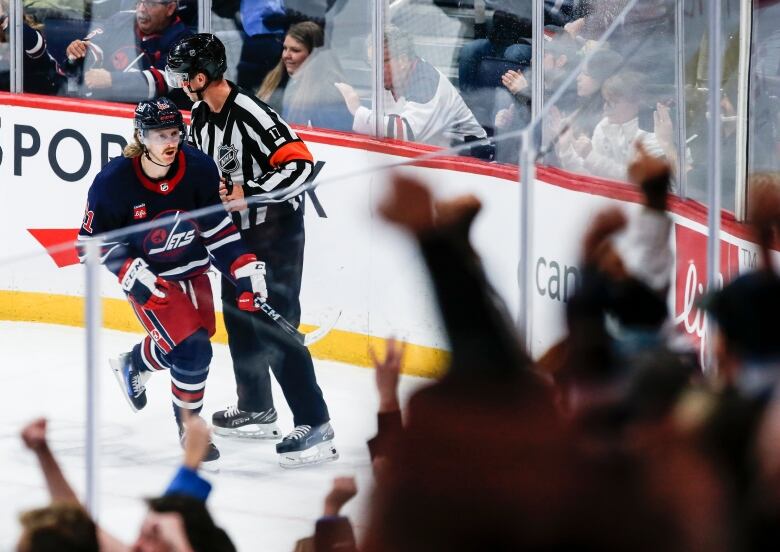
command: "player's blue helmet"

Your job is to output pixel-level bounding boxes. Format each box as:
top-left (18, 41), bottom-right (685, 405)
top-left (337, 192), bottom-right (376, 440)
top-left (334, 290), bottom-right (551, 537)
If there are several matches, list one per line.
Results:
top-left (134, 97), bottom-right (185, 133)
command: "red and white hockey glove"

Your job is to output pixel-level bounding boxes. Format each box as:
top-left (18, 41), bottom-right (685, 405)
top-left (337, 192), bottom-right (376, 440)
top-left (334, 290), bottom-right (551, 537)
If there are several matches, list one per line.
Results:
top-left (231, 254), bottom-right (268, 312)
top-left (118, 258), bottom-right (170, 310)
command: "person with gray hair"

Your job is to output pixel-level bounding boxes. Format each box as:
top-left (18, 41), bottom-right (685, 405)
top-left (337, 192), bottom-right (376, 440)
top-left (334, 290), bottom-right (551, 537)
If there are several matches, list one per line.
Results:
top-left (335, 25), bottom-right (489, 156)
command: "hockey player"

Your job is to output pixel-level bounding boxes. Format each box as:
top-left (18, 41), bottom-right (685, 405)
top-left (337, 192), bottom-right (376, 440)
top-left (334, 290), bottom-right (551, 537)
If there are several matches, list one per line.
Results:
top-left (164, 33), bottom-right (337, 468)
top-left (77, 97), bottom-right (269, 465)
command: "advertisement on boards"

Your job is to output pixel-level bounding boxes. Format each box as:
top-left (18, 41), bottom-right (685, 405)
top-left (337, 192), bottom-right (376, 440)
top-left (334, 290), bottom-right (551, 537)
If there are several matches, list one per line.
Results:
top-left (0, 94), bottom-right (772, 372)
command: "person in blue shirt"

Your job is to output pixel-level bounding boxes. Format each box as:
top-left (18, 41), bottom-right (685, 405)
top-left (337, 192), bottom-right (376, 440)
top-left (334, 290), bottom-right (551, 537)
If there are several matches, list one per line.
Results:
top-left (19, 414), bottom-right (235, 551)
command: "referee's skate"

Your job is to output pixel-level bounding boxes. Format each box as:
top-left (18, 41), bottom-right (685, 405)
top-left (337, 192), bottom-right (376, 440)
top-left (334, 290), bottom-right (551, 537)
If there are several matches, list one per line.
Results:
top-left (276, 423), bottom-right (338, 468)
top-left (212, 405), bottom-right (281, 440)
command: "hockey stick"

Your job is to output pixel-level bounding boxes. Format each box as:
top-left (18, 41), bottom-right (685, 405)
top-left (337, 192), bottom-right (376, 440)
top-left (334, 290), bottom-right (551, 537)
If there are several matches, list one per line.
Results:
top-left (257, 299), bottom-right (341, 347)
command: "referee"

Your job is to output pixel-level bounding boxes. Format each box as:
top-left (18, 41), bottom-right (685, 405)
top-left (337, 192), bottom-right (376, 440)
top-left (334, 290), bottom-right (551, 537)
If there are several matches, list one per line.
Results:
top-left (165, 34), bottom-right (336, 468)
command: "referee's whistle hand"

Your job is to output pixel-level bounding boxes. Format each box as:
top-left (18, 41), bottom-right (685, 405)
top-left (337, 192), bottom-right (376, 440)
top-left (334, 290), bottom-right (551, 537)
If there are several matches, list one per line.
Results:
top-left (219, 178), bottom-right (248, 213)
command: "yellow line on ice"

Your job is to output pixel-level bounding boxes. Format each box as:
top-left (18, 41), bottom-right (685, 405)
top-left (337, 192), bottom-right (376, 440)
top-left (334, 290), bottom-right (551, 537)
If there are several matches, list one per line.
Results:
top-left (0, 290), bottom-right (446, 378)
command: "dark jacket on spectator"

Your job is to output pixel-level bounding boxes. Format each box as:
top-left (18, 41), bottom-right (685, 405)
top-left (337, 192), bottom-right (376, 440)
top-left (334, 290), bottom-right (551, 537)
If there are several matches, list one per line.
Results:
top-left (0, 22), bottom-right (64, 94)
top-left (71, 10), bottom-right (191, 105)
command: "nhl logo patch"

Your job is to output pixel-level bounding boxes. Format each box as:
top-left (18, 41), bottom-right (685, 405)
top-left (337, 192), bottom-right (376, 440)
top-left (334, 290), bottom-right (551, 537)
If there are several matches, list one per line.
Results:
top-left (133, 204), bottom-right (147, 220)
top-left (218, 144), bottom-right (241, 174)
top-left (160, 182), bottom-right (169, 192)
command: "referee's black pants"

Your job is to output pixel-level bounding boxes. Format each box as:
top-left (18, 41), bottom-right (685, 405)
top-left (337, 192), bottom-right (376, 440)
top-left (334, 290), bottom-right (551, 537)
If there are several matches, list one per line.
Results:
top-left (221, 212), bottom-right (330, 427)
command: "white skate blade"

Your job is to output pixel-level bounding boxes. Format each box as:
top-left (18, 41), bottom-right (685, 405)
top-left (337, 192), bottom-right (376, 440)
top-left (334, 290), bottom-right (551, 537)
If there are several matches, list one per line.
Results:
top-left (213, 422), bottom-right (282, 440)
top-left (109, 357), bottom-right (139, 414)
top-left (279, 440), bottom-right (339, 469)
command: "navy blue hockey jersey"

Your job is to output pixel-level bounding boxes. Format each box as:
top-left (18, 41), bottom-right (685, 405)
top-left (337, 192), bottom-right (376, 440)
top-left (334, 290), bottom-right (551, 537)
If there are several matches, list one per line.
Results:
top-left (77, 145), bottom-right (248, 281)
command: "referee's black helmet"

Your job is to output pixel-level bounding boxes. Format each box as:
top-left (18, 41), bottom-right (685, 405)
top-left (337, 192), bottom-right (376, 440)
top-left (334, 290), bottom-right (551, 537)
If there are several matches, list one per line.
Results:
top-left (166, 33), bottom-right (228, 87)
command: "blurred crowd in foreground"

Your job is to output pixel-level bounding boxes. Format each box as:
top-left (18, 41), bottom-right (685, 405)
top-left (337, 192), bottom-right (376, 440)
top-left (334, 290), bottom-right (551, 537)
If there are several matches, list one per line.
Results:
top-left (16, 148), bottom-right (780, 551)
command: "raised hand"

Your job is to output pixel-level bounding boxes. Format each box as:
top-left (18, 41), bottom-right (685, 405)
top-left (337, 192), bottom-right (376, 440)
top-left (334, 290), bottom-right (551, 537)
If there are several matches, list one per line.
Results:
top-left (181, 411), bottom-right (212, 470)
top-left (370, 337), bottom-right (406, 412)
top-left (379, 173), bottom-right (436, 234)
top-left (582, 207), bottom-right (628, 279)
top-left (628, 142), bottom-right (671, 211)
top-left (323, 476), bottom-right (358, 517)
top-left (501, 69), bottom-right (528, 95)
top-left (21, 418), bottom-right (48, 453)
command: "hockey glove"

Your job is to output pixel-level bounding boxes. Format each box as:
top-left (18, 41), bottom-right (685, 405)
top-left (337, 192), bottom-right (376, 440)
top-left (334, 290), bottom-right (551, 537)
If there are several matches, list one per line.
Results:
top-left (118, 258), bottom-right (170, 310)
top-left (231, 254), bottom-right (268, 311)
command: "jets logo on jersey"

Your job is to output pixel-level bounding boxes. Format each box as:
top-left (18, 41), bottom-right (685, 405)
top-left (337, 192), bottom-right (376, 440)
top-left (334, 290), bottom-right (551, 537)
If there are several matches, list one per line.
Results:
top-left (218, 145), bottom-right (241, 174)
top-left (142, 211), bottom-right (200, 261)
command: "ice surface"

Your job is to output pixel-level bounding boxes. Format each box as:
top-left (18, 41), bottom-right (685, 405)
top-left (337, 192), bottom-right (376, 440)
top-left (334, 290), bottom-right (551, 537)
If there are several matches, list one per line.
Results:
top-left (0, 322), bottom-right (428, 551)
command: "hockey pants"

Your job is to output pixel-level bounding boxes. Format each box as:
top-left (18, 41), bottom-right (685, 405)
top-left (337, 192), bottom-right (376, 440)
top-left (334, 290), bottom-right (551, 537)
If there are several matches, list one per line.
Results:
top-left (129, 274), bottom-right (215, 426)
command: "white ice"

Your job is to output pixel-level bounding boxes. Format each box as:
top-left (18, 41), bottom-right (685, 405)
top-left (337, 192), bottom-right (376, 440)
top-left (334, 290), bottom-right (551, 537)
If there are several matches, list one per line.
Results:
top-left (0, 322), bottom-right (429, 551)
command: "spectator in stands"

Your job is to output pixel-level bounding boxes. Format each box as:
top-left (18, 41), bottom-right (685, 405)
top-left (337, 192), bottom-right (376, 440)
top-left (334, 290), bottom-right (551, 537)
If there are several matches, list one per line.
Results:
top-left (570, 48), bottom-right (624, 138)
top-left (0, 0), bottom-right (64, 94)
top-left (17, 502), bottom-right (98, 552)
top-left (539, 47), bottom-right (625, 169)
top-left (566, 0), bottom-right (670, 42)
top-left (673, 178), bottom-right (780, 549)
top-left (257, 21), bottom-right (322, 111)
top-left (232, 0), bottom-right (286, 92)
top-left (311, 477), bottom-right (359, 551)
top-left (565, 0), bottom-right (673, 82)
top-left (367, 338), bottom-right (404, 466)
top-left (139, 495), bottom-right (237, 552)
top-left (556, 71), bottom-right (668, 181)
top-left (493, 25), bottom-right (580, 163)
top-left (362, 170), bottom-right (729, 552)
top-left (63, 0), bottom-right (191, 105)
top-left (256, 21), bottom-right (352, 131)
top-left (335, 26), bottom-right (489, 156)
top-left (457, 1), bottom-right (532, 131)
top-left (18, 414), bottom-right (232, 551)
top-left (555, 148), bottom-right (678, 444)
top-left (230, 0), bottom-right (338, 92)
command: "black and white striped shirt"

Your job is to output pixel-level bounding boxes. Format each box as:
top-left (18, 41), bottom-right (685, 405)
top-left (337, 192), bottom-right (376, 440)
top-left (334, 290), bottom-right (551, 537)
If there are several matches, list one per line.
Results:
top-left (188, 82), bottom-right (314, 232)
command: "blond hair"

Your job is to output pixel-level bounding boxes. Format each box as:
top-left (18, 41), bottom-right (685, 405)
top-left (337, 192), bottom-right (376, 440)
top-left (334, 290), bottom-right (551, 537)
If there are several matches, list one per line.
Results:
top-left (123, 130), bottom-right (144, 158)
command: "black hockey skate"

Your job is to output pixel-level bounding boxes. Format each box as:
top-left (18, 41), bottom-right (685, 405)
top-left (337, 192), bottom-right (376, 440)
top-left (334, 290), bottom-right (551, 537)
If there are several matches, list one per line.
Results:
top-left (276, 422), bottom-right (338, 469)
top-left (109, 352), bottom-right (151, 412)
top-left (179, 425), bottom-right (220, 470)
top-left (212, 405), bottom-right (281, 440)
